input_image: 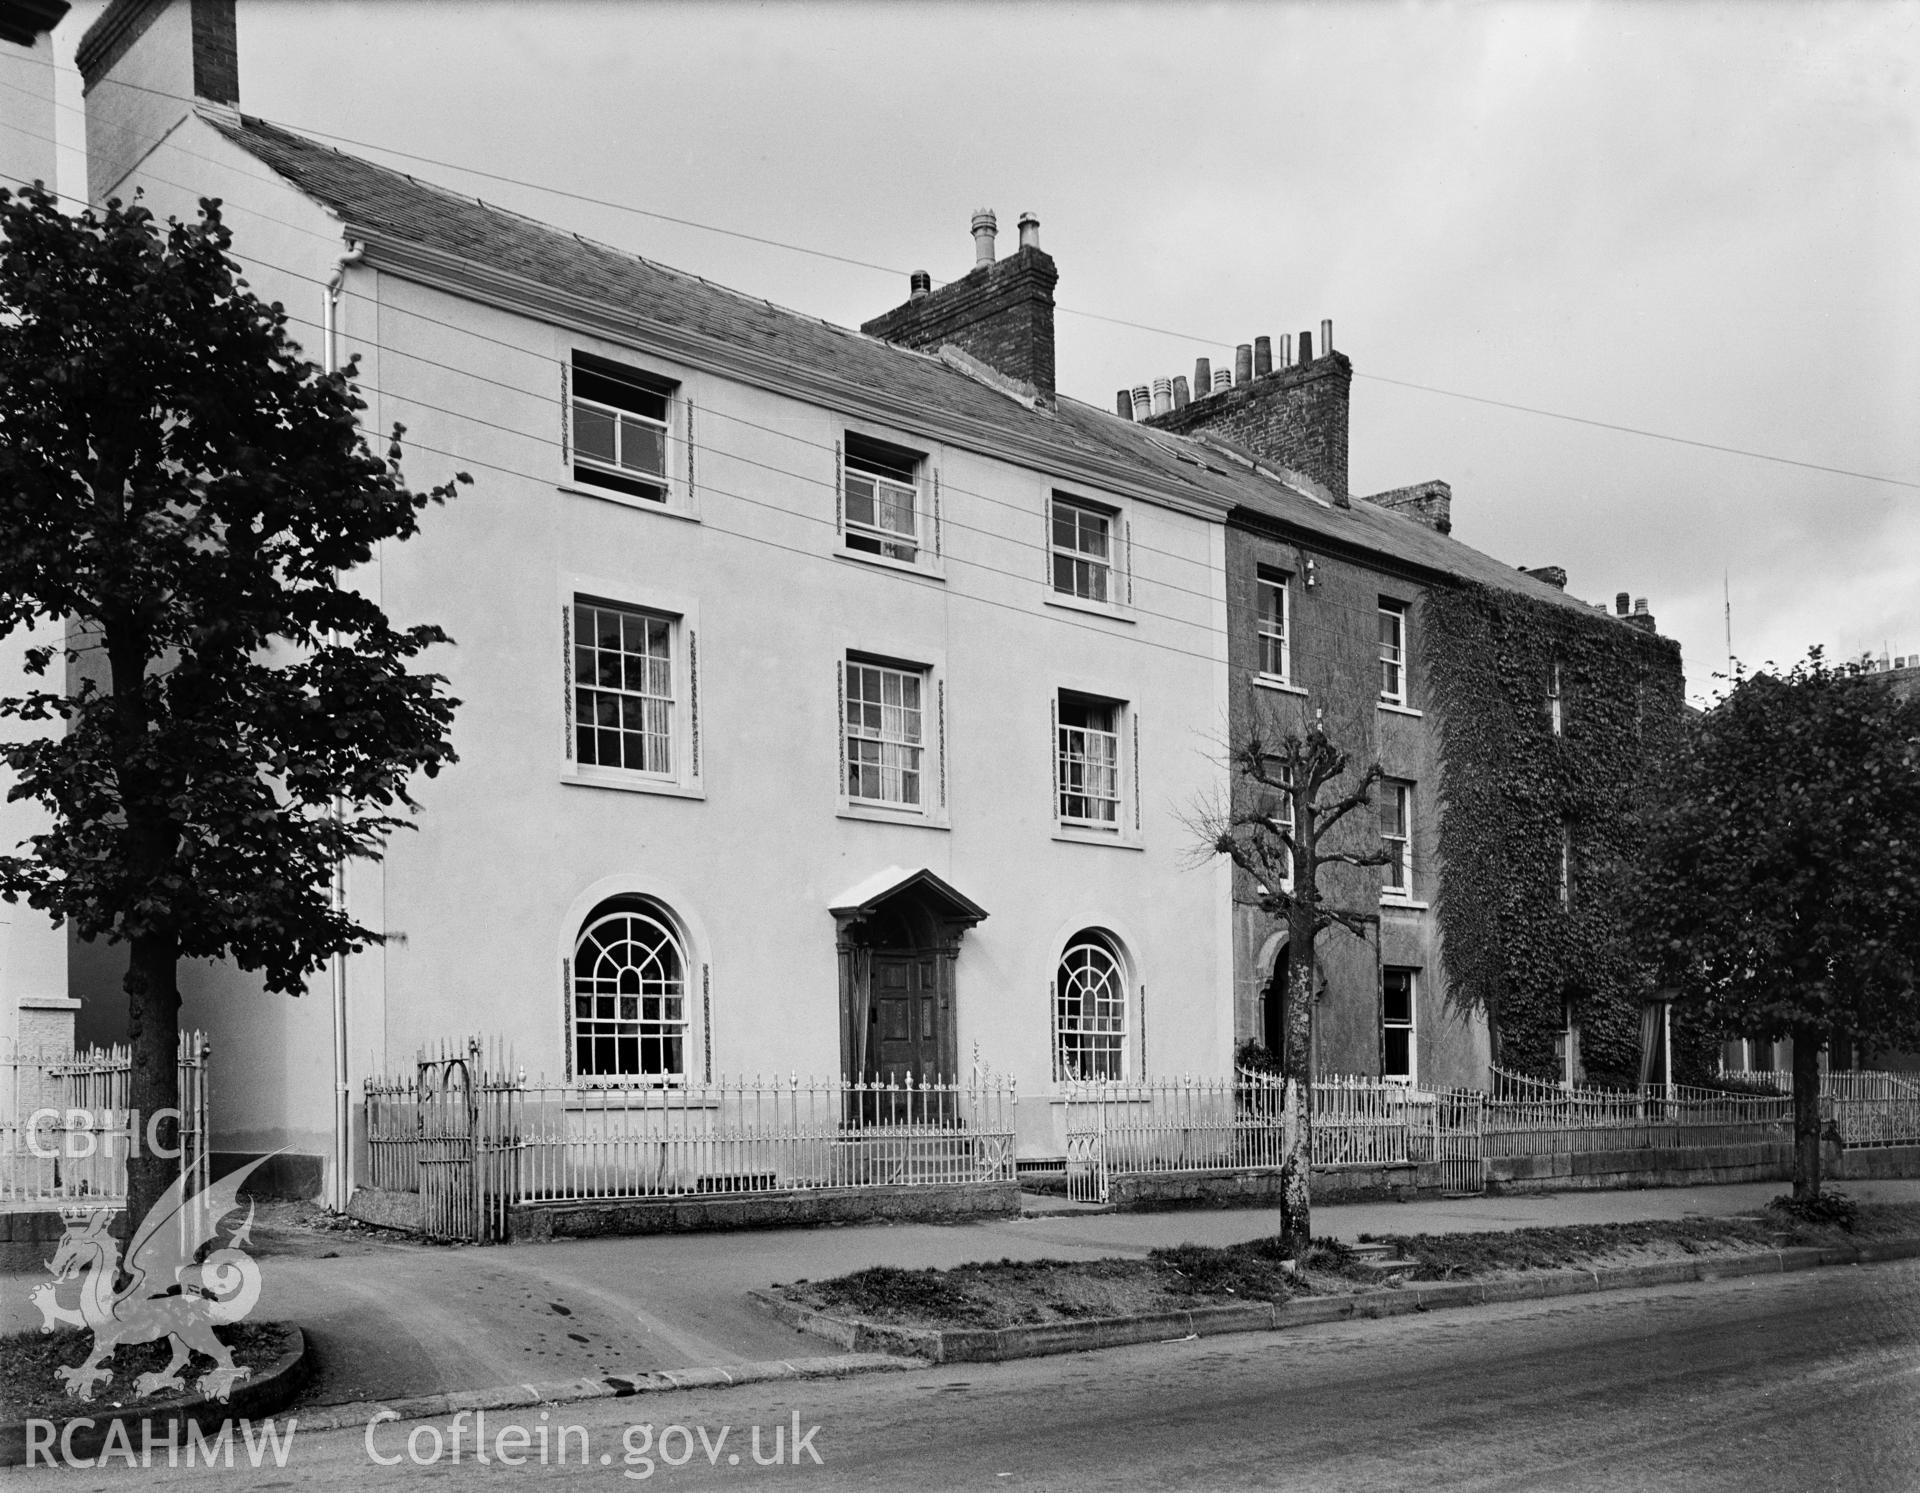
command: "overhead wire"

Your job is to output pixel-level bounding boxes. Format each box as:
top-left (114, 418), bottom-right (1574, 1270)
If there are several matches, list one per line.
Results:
top-left (7, 55), bottom-right (1914, 494)
top-left (0, 152), bottom-right (1638, 670)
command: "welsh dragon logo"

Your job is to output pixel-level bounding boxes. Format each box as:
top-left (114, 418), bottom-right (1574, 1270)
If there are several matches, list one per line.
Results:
top-left (32, 1156), bottom-right (270, 1403)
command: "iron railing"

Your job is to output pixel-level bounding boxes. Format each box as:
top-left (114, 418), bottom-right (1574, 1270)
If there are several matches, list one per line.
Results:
top-left (366, 1040), bottom-right (1019, 1240)
top-left (1062, 1071), bottom-right (1291, 1202)
top-left (1726, 1067), bottom-right (1920, 1149)
top-left (1484, 1067), bottom-right (1794, 1157)
top-left (0, 1032), bottom-right (210, 1210)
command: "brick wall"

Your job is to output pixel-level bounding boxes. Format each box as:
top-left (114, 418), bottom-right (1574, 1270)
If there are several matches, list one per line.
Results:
top-left (861, 248), bottom-right (1058, 401)
top-left (77, 0), bottom-right (234, 100)
top-left (1147, 354), bottom-right (1352, 505)
top-left (1223, 519), bottom-right (1481, 1086)
top-left (1361, 480), bottom-right (1452, 534)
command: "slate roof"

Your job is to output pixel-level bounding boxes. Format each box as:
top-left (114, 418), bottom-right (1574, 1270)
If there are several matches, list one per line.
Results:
top-left (212, 112), bottom-right (1627, 624)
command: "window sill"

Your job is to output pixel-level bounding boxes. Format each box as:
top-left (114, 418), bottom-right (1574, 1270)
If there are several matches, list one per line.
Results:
top-left (1044, 1083), bottom-right (1143, 1101)
top-left (1052, 829), bottom-right (1145, 852)
top-left (1044, 593), bottom-right (1134, 624)
top-left (1379, 897), bottom-right (1431, 912)
top-left (562, 771), bottom-right (705, 800)
top-left (559, 482), bottom-right (699, 522)
top-left (562, 1087), bottom-right (717, 1109)
top-left (832, 548), bottom-right (945, 582)
top-left (838, 805), bottom-right (951, 831)
top-left (1378, 701), bottom-right (1424, 719)
top-left (1253, 676), bottom-right (1308, 697)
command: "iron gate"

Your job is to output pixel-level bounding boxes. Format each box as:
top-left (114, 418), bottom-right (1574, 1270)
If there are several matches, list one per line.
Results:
top-left (1426, 1087), bottom-right (1487, 1196)
top-left (416, 1053), bottom-right (481, 1241)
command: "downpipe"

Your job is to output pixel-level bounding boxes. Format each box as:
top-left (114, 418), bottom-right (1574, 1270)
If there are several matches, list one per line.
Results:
top-left (325, 240), bottom-right (366, 1214)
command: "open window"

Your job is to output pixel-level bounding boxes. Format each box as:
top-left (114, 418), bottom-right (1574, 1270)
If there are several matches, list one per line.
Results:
top-left (569, 351), bottom-right (675, 505)
top-left (1379, 599), bottom-right (1408, 706)
top-left (842, 433), bottom-right (926, 565)
top-left (1256, 569), bottom-right (1291, 684)
top-left (1056, 691), bottom-right (1124, 832)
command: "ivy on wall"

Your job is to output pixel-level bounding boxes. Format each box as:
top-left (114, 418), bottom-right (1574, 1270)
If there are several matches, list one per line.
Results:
top-left (1422, 582), bottom-right (1708, 1085)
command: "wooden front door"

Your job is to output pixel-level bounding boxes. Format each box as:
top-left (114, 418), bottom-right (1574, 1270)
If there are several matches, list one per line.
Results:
top-left (870, 951), bottom-right (943, 1085)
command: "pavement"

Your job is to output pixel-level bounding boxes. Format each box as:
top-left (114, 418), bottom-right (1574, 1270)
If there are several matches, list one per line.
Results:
top-left (7, 1178), bottom-right (1920, 1413)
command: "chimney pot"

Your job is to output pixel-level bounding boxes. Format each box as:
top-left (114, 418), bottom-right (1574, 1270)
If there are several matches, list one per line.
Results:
top-left (1194, 357), bottom-right (1211, 397)
top-left (1280, 333), bottom-right (1293, 367)
top-left (1214, 367), bottom-right (1233, 391)
top-left (1172, 375), bottom-right (1190, 409)
top-left (1254, 336), bottom-right (1273, 378)
top-left (1633, 597), bottom-right (1649, 615)
top-left (1017, 212), bottom-right (1040, 251)
top-left (1132, 385), bottom-right (1151, 422)
top-left (970, 208), bottom-right (998, 266)
top-left (1152, 376), bottom-right (1172, 416)
top-left (1615, 592), bottom-right (1631, 616)
top-left (1235, 343), bottom-right (1253, 385)
top-left (1321, 318), bottom-right (1333, 354)
top-left (1116, 389), bottom-right (1134, 418)
top-left (861, 206), bottom-right (1057, 401)
top-left (1298, 329), bottom-right (1313, 363)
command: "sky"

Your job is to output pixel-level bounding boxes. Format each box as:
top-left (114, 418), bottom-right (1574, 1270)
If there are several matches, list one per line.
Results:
top-left (49, 0), bottom-right (1920, 703)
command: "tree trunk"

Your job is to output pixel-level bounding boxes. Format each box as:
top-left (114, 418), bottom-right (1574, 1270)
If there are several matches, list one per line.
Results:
top-left (1277, 905), bottom-right (1317, 1259)
top-left (123, 931), bottom-right (183, 1233)
top-left (1790, 1026), bottom-right (1822, 1201)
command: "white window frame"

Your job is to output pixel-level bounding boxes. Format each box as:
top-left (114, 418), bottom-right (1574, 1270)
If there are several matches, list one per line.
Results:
top-left (1559, 819), bottom-right (1573, 908)
top-left (1380, 779), bottom-right (1414, 900)
top-left (1047, 492), bottom-right (1132, 620)
top-left (561, 576), bottom-right (703, 799)
top-left (1379, 599), bottom-right (1408, 706)
top-left (1260, 756), bottom-right (1295, 894)
top-left (1054, 932), bottom-right (1130, 1082)
top-left (845, 658), bottom-right (925, 809)
top-left (570, 900), bottom-right (692, 1086)
top-left (839, 431), bottom-right (940, 575)
top-left (838, 648), bottom-right (948, 827)
top-left (563, 350), bottom-right (692, 518)
top-left (1256, 570), bottom-right (1292, 684)
top-left (1548, 656), bottom-right (1564, 736)
top-left (1056, 691), bottom-right (1124, 833)
top-left (1381, 967), bottom-right (1416, 1084)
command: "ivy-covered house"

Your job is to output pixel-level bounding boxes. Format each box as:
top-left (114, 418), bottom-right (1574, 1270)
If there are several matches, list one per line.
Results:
top-left (1139, 345), bottom-right (1686, 1091)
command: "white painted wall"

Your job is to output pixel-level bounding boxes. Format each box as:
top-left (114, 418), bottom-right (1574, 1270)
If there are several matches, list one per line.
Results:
top-left (89, 113), bottom-right (1238, 1177)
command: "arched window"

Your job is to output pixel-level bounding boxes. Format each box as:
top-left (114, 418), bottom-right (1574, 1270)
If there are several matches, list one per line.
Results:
top-left (572, 901), bottom-right (688, 1081)
top-left (1055, 932), bottom-right (1128, 1081)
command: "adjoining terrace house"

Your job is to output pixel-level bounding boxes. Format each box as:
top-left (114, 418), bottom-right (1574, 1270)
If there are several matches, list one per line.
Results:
top-left (1120, 352), bottom-right (1687, 1096)
top-left (38, 0), bottom-right (1682, 1205)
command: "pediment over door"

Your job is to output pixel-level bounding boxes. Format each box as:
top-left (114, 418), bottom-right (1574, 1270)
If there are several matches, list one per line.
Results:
top-left (829, 865), bottom-right (989, 947)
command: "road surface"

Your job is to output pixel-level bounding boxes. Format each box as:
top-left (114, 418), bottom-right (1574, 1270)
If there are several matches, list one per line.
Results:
top-left (17, 1258), bottom-right (1920, 1490)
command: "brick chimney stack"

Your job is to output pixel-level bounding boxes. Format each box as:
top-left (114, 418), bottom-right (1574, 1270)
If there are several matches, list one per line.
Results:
top-left (863, 209), bottom-right (1060, 405)
top-left (1143, 330), bottom-right (1352, 505)
top-left (77, 0), bottom-right (238, 202)
top-left (1363, 480), bottom-right (1453, 534)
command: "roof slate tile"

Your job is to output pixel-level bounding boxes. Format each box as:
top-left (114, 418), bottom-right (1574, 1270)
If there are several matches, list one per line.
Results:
top-left (212, 112), bottom-right (1636, 625)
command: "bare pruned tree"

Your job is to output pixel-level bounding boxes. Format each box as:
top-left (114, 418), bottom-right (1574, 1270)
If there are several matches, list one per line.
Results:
top-left (1193, 700), bottom-right (1391, 1256)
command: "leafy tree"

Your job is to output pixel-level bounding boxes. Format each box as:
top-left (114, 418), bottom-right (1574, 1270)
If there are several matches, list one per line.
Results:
top-left (1200, 708), bottom-right (1390, 1256)
top-left (1634, 650), bottom-right (1920, 1198)
top-left (0, 186), bottom-right (466, 1227)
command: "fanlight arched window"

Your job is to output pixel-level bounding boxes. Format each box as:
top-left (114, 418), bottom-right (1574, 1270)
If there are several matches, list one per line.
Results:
top-left (1055, 932), bottom-right (1128, 1081)
top-left (572, 903), bottom-right (688, 1081)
